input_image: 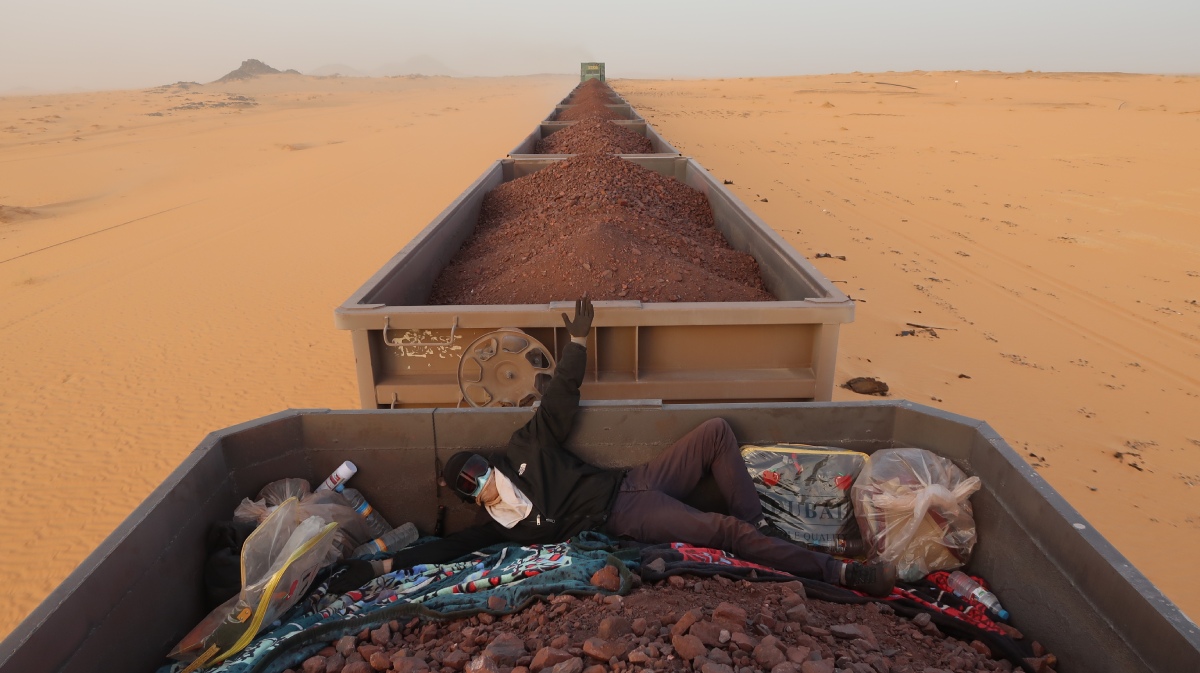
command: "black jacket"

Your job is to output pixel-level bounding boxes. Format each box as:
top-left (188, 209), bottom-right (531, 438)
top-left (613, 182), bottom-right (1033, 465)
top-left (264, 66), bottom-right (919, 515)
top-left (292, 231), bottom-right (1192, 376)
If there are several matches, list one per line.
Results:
top-left (384, 342), bottom-right (625, 569)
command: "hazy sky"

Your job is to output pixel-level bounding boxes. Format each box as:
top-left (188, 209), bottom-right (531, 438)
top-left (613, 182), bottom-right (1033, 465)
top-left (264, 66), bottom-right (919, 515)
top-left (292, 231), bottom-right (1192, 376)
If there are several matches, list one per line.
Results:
top-left (3, 0), bottom-right (1198, 91)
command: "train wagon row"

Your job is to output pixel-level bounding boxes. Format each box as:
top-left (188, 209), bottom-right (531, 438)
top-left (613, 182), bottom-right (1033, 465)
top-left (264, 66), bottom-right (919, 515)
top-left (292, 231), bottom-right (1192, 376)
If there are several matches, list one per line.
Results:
top-left (334, 79), bottom-right (855, 410)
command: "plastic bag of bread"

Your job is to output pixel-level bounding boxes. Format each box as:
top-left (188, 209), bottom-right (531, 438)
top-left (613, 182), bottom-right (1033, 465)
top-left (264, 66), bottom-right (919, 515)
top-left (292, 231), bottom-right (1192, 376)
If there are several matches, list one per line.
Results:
top-left (851, 448), bottom-right (981, 581)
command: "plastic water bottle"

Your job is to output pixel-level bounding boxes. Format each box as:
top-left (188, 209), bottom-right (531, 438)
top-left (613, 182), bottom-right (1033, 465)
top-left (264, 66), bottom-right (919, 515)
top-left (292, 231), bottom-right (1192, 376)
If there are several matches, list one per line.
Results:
top-left (340, 487), bottom-right (392, 538)
top-left (948, 571), bottom-right (1010, 620)
top-left (352, 522), bottom-right (419, 558)
top-left (316, 461), bottom-right (357, 492)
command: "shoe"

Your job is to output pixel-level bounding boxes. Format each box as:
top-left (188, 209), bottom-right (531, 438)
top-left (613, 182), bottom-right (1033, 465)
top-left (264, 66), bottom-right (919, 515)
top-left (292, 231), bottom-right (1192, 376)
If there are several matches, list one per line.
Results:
top-left (757, 519), bottom-right (793, 541)
top-left (841, 561), bottom-right (897, 597)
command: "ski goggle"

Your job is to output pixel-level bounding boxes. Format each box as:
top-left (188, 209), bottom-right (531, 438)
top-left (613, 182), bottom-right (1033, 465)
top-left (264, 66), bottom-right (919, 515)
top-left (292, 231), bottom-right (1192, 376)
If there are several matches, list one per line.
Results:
top-left (455, 455), bottom-right (492, 498)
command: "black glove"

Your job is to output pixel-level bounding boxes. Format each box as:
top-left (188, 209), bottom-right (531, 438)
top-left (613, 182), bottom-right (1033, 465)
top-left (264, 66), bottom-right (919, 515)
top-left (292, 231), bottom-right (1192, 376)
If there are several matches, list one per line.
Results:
top-left (325, 559), bottom-right (378, 597)
top-left (561, 295), bottom-right (594, 338)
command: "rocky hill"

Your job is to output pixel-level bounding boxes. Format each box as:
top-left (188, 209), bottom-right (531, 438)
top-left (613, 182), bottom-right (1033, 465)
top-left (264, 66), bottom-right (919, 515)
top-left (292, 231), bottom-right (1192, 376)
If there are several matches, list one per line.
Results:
top-left (215, 59), bottom-right (300, 83)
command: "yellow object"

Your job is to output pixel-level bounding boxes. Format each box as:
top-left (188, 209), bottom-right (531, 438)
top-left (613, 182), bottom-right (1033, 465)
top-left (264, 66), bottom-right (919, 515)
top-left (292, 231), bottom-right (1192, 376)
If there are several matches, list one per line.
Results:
top-left (214, 514), bottom-right (337, 664)
top-left (168, 498), bottom-right (339, 666)
top-left (179, 645), bottom-right (219, 673)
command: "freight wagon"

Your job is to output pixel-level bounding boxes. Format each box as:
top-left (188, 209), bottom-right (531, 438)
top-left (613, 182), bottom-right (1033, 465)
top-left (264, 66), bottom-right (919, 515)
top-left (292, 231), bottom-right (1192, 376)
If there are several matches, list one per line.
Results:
top-left (548, 103), bottom-right (642, 122)
top-left (509, 121), bottom-right (680, 158)
top-left (2, 402), bottom-right (1196, 672)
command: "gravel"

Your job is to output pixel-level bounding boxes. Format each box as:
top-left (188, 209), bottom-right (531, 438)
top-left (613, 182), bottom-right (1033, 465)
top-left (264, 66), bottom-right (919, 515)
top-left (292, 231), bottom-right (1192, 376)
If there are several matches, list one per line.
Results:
top-left (285, 573), bottom-right (1050, 673)
top-left (565, 79), bottom-right (620, 107)
top-left (556, 100), bottom-right (623, 122)
top-left (428, 153), bottom-right (773, 306)
top-left (536, 119), bottom-right (654, 155)
top-left (556, 79), bottom-right (624, 123)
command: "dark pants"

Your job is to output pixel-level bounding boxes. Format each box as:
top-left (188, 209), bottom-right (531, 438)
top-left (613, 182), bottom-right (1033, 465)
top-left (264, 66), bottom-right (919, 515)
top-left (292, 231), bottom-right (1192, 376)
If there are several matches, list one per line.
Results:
top-left (605, 418), bottom-right (842, 584)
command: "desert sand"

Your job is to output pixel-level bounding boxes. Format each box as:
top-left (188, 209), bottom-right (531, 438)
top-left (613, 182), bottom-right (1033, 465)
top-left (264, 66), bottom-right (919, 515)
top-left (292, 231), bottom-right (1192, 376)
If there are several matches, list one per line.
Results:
top-left (0, 70), bottom-right (1196, 640)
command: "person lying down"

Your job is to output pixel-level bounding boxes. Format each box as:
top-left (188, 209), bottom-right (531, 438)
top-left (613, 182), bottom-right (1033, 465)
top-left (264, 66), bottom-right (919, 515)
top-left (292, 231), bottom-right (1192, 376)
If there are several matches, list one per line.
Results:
top-left (332, 297), bottom-right (895, 597)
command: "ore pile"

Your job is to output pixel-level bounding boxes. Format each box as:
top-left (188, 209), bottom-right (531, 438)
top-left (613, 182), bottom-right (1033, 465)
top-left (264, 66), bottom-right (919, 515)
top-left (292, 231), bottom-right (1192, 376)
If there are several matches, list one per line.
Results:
top-left (288, 572), bottom-right (1053, 673)
top-left (557, 100), bottom-right (623, 122)
top-left (535, 119), bottom-right (653, 155)
top-left (570, 78), bottom-right (616, 105)
top-left (554, 80), bottom-right (624, 124)
top-left (428, 154), bottom-right (773, 305)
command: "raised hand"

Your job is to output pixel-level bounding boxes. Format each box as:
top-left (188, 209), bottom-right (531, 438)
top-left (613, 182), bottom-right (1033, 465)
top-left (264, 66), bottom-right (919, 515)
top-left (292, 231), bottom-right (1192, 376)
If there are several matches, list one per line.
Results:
top-left (561, 295), bottom-right (594, 338)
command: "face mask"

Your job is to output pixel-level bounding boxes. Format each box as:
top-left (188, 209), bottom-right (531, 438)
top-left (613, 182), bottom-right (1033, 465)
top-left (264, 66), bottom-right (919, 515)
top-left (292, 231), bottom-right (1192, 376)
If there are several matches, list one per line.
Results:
top-left (454, 454), bottom-right (491, 499)
top-left (469, 468), bottom-right (493, 499)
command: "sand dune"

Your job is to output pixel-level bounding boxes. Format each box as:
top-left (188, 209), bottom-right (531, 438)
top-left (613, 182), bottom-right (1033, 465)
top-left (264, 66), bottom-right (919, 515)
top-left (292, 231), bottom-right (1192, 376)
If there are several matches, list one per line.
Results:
top-left (0, 70), bottom-right (1196, 640)
top-left (615, 70), bottom-right (1200, 620)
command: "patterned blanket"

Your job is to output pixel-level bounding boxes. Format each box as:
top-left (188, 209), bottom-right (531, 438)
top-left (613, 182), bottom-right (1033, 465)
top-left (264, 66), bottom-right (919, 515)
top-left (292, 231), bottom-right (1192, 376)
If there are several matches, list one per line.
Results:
top-left (162, 534), bottom-right (633, 673)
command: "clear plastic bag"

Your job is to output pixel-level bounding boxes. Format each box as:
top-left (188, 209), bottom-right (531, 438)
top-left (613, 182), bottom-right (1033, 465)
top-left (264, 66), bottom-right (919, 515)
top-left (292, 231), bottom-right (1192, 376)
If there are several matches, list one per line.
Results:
top-left (851, 448), bottom-right (981, 581)
top-left (258, 478), bottom-right (311, 505)
top-left (741, 444), bottom-right (867, 556)
top-left (231, 478), bottom-right (310, 523)
top-left (169, 498), bottom-right (339, 667)
top-left (233, 479), bottom-right (372, 559)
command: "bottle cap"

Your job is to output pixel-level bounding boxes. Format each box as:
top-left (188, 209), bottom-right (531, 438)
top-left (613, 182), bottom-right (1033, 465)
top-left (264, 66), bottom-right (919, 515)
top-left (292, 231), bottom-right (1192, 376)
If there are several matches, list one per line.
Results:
top-left (997, 609), bottom-right (1010, 621)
